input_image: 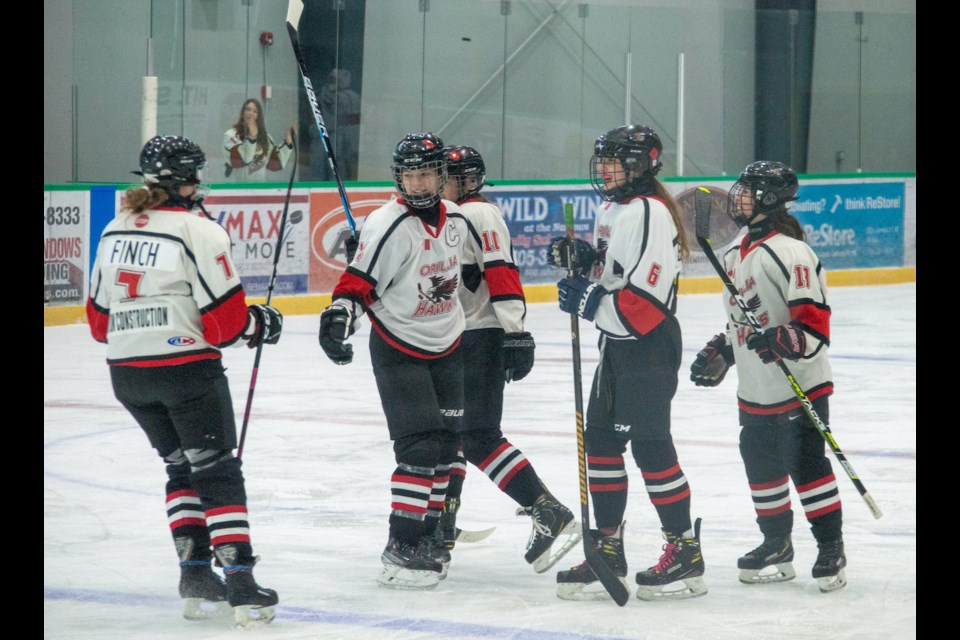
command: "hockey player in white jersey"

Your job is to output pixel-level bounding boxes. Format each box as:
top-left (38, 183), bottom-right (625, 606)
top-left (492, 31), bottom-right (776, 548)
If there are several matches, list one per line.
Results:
top-left (318, 133), bottom-right (476, 589)
top-left (689, 160), bottom-right (847, 592)
top-left (551, 125), bottom-right (706, 602)
top-left (86, 136), bottom-right (281, 626)
top-left (436, 145), bottom-right (580, 573)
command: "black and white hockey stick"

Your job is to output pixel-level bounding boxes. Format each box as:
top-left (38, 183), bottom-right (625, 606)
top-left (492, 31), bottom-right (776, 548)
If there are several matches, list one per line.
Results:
top-left (563, 203), bottom-right (630, 605)
top-left (237, 129), bottom-right (300, 460)
top-left (285, 0), bottom-right (358, 246)
top-left (693, 187), bottom-right (882, 520)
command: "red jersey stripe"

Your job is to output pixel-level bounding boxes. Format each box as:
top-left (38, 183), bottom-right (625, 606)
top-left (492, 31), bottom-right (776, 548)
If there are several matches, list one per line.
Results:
top-left (615, 289), bottom-right (666, 335)
top-left (484, 264), bottom-right (524, 298)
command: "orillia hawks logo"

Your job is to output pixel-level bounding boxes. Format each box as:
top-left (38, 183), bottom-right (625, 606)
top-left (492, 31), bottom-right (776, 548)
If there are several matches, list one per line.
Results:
top-left (418, 274), bottom-right (459, 303)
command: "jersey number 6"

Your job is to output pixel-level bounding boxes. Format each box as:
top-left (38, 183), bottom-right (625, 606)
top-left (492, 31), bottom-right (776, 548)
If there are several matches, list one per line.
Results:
top-left (647, 262), bottom-right (662, 286)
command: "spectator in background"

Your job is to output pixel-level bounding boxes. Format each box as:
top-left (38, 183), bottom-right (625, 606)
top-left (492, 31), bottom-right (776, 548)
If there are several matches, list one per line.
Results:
top-left (224, 98), bottom-right (294, 182)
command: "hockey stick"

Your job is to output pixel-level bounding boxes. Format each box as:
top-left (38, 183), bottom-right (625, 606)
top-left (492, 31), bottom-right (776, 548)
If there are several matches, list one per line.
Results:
top-left (237, 128), bottom-right (299, 460)
top-left (454, 526), bottom-right (497, 543)
top-left (693, 187), bottom-right (882, 520)
top-left (563, 203), bottom-right (630, 605)
top-left (286, 0), bottom-right (358, 246)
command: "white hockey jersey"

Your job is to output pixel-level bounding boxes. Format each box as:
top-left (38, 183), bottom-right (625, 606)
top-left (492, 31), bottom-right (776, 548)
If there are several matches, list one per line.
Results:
top-left (331, 198), bottom-right (477, 357)
top-left (457, 198), bottom-right (526, 333)
top-left (588, 195), bottom-right (681, 338)
top-left (223, 127), bottom-right (292, 182)
top-left (87, 206), bottom-right (250, 366)
top-left (722, 230), bottom-right (833, 414)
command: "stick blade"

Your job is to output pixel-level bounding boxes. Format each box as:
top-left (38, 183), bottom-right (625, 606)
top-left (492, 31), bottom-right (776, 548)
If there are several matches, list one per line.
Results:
top-left (694, 187), bottom-right (712, 241)
top-left (286, 0), bottom-right (305, 31)
top-left (454, 526), bottom-right (496, 543)
top-left (582, 532), bottom-right (631, 606)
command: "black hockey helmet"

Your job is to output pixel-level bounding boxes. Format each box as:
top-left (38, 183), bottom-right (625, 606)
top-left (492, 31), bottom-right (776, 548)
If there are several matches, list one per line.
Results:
top-left (135, 135), bottom-right (207, 209)
top-left (392, 132), bottom-right (447, 208)
top-left (728, 160), bottom-right (799, 227)
top-left (589, 125), bottom-right (663, 202)
top-left (443, 145), bottom-right (486, 202)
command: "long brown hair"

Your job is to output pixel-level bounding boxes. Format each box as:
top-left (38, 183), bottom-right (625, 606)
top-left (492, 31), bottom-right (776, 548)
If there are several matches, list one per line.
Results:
top-left (770, 210), bottom-right (805, 241)
top-left (651, 179), bottom-right (689, 260)
top-left (123, 185), bottom-right (167, 213)
top-left (232, 98), bottom-right (270, 152)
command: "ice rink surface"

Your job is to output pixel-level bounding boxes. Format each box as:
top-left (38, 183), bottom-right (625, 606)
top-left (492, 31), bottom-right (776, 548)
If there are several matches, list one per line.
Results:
top-left (44, 283), bottom-right (915, 640)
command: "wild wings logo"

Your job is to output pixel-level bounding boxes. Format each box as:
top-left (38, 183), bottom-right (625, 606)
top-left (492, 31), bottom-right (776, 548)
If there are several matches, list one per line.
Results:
top-left (414, 274), bottom-right (459, 317)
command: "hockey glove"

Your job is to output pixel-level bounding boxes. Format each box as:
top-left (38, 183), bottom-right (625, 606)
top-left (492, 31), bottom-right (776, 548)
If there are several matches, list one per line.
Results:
top-left (557, 277), bottom-right (607, 321)
top-left (345, 235), bottom-right (359, 263)
top-left (243, 304), bottom-right (283, 348)
top-left (548, 237), bottom-right (597, 277)
top-left (502, 331), bottom-right (535, 383)
top-left (690, 333), bottom-right (735, 386)
top-left (746, 323), bottom-right (806, 364)
top-left (319, 305), bottom-right (355, 365)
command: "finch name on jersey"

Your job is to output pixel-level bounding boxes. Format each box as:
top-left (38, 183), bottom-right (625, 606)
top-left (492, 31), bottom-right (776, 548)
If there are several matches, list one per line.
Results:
top-left (105, 238), bottom-right (179, 271)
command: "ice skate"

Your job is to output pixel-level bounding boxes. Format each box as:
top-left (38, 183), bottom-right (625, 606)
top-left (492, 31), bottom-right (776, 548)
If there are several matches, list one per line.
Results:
top-left (174, 535), bottom-right (229, 620)
top-left (635, 517), bottom-right (707, 601)
top-left (437, 497), bottom-right (460, 550)
top-left (737, 534), bottom-right (796, 584)
top-left (517, 489), bottom-right (582, 573)
top-left (377, 537), bottom-right (443, 590)
top-left (556, 524), bottom-right (629, 601)
top-left (812, 537), bottom-right (847, 593)
top-left (179, 563), bottom-right (229, 620)
top-left (419, 533), bottom-right (452, 580)
top-left (214, 543), bottom-right (278, 628)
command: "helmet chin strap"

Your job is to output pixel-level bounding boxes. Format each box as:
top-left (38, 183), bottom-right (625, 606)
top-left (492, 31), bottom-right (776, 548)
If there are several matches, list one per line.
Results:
top-left (162, 185), bottom-right (200, 210)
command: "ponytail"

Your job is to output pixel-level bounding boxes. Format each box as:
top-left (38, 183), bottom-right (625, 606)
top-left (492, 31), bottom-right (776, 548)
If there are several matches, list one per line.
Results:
top-left (124, 185), bottom-right (168, 214)
top-left (651, 180), bottom-right (690, 260)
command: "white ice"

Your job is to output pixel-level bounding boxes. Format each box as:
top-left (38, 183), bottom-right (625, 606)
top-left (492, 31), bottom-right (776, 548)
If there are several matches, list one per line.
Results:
top-left (44, 283), bottom-right (916, 640)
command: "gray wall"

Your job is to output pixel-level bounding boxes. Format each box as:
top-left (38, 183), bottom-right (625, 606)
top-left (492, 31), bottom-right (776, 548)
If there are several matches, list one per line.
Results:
top-left (43, 0), bottom-right (301, 185)
top-left (43, 0), bottom-right (915, 186)
top-left (357, 0), bottom-right (754, 181)
top-left (807, 3), bottom-right (916, 173)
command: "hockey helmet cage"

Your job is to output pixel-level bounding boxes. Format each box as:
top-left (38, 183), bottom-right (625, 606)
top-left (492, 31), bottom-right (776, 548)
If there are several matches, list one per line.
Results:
top-left (443, 145), bottom-right (486, 202)
top-left (392, 132), bottom-right (447, 208)
top-left (589, 125), bottom-right (663, 201)
top-left (728, 160), bottom-right (799, 226)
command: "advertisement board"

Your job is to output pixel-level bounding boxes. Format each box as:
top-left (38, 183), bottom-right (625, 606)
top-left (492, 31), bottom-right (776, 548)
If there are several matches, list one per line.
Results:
top-left (42, 176), bottom-right (914, 319)
top-left (43, 190), bottom-right (89, 305)
top-left (203, 190), bottom-right (311, 297)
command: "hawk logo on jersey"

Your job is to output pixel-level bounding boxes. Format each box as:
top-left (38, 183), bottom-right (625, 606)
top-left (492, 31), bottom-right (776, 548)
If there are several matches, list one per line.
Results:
top-left (414, 274), bottom-right (459, 317)
top-left (417, 274), bottom-right (459, 303)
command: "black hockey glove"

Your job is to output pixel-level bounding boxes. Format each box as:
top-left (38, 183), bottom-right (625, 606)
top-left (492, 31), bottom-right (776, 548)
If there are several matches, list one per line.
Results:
top-left (690, 333), bottom-right (734, 387)
top-left (345, 235), bottom-right (359, 263)
top-left (557, 277), bottom-right (607, 321)
top-left (747, 323), bottom-right (806, 364)
top-left (548, 237), bottom-right (596, 277)
top-left (319, 305), bottom-right (355, 365)
top-left (243, 304), bottom-right (283, 348)
top-left (502, 331), bottom-right (535, 383)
